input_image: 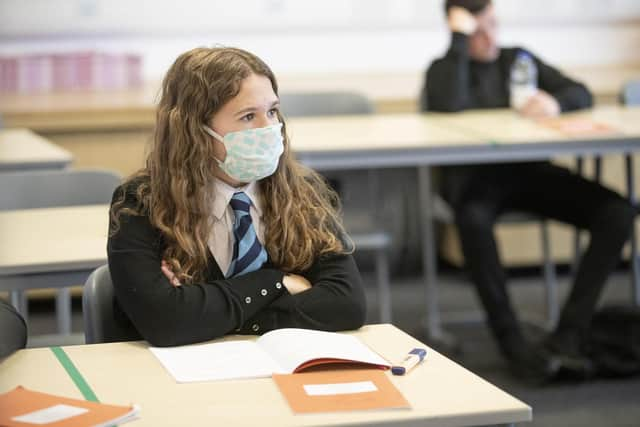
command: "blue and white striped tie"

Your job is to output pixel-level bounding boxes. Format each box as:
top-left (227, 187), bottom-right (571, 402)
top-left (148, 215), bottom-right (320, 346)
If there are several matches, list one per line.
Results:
top-left (227, 192), bottom-right (268, 277)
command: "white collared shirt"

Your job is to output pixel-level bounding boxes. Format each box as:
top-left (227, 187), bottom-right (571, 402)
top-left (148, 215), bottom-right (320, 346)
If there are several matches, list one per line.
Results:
top-left (207, 179), bottom-right (265, 275)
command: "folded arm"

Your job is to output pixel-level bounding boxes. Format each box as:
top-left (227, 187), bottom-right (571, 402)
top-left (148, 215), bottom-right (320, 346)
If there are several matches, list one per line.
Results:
top-left (108, 195), bottom-right (287, 347)
top-left (237, 252), bottom-right (367, 334)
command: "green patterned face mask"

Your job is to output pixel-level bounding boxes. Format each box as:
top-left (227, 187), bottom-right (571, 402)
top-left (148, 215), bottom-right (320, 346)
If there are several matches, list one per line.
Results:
top-left (203, 123), bottom-right (284, 183)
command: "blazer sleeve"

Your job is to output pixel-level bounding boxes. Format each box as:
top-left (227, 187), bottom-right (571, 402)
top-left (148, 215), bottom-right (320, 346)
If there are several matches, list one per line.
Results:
top-left (237, 252), bottom-right (367, 334)
top-left (107, 185), bottom-right (288, 347)
top-left (530, 50), bottom-right (593, 112)
top-left (422, 32), bottom-right (474, 112)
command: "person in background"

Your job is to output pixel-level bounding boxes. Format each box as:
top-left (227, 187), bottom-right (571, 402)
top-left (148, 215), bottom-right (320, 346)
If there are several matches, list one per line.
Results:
top-left (0, 299), bottom-right (27, 358)
top-left (421, 0), bottom-right (636, 382)
top-left (108, 47), bottom-right (366, 347)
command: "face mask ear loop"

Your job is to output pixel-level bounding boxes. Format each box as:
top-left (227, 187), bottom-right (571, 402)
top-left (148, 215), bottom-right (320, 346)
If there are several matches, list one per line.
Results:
top-left (202, 125), bottom-right (226, 165)
top-left (202, 125), bottom-right (224, 143)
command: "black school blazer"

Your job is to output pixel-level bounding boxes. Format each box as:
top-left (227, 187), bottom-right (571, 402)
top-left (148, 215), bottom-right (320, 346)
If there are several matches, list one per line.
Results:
top-left (107, 182), bottom-right (367, 347)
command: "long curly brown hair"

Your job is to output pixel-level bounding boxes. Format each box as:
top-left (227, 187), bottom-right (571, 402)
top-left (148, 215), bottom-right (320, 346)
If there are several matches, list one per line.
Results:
top-left (111, 47), bottom-right (348, 283)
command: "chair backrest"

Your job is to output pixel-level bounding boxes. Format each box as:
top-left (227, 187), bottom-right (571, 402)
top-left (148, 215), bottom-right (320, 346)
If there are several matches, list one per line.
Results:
top-left (620, 80), bottom-right (640, 106)
top-left (83, 264), bottom-right (140, 344)
top-left (0, 299), bottom-right (27, 358)
top-left (278, 91), bottom-right (375, 117)
top-left (0, 168), bottom-right (121, 210)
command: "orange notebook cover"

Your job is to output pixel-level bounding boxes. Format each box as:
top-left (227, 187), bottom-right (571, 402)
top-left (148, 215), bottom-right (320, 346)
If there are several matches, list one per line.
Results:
top-left (273, 369), bottom-right (410, 414)
top-left (538, 117), bottom-right (618, 137)
top-left (0, 386), bottom-right (139, 427)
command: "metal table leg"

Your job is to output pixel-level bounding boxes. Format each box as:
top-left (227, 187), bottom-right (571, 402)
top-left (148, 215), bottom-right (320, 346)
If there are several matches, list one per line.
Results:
top-left (572, 157), bottom-right (585, 276)
top-left (418, 166), bottom-right (457, 349)
top-left (56, 287), bottom-right (72, 335)
top-left (625, 154), bottom-right (639, 305)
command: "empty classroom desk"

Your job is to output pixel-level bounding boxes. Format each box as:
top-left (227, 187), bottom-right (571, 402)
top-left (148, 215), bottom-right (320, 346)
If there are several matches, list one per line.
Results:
top-left (0, 205), bottom-right (109, 335)
top-left (0, 128), bottom-right (72, 171)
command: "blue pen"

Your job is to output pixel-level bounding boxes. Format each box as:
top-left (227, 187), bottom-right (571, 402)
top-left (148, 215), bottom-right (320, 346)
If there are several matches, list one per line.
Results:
top-left (391, 348), bottom-right (427, 375)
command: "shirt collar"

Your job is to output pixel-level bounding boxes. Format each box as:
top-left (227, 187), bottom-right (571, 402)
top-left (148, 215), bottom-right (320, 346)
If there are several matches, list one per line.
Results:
top-left (211, 179), bottom-right (262, 221)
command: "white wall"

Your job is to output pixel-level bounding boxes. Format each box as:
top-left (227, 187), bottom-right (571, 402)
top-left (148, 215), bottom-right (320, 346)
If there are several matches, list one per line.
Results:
top-left (1, 0), bottom-right (640, 82)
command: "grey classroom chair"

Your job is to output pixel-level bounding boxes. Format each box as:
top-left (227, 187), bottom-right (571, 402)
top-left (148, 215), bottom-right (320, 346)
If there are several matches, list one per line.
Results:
top-left (433, 195), bottom-right (559, 329)
top-left (0, 168), bottom-right (122, 335)
top-left (0, 168), bottom-right (120, 209)
top-left (279, 91), bottom-right (375, 117)
top-left (0, 298), bottom-right (27, 358)
top-left (83, 264), bottom-right (140, 344)
top-left (620, 80), bottom-right (640, 106)
top-left (279, 91), bottom-right (392, 323)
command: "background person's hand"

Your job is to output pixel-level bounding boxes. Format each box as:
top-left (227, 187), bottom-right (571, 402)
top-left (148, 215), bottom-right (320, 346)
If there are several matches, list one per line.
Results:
top-left (519, 90), bottom-right (561, 118)
top-left (282, 273), bottom-right (312, 295)
top-left (161, 260), bottom-right (182, 287)
top-left (448, 6), bottom-right (478, 35)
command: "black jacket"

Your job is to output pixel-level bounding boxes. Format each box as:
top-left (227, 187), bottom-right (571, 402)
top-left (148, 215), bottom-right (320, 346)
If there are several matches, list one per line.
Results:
top-left (420, 32), bottom-right (593, 205)
top-left (107, 181), bottom-right (366, 347)
top-left (421, 32), bottom-right (593, 113)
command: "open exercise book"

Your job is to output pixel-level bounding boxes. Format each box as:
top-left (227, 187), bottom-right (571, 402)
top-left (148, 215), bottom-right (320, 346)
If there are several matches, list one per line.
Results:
top-left (150, 328), bottom-right (392, 383)
top-left (0, 386), bottom-right (139, 427)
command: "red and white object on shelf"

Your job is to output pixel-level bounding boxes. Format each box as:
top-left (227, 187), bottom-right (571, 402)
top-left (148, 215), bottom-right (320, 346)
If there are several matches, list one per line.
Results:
top-left (0, 51), bottom-right (142, 93)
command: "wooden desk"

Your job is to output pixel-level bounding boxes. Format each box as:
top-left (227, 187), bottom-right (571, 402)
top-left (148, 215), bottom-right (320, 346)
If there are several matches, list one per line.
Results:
top-left (287, 107), bottom-right (640, 341)
top-left (289, 108), bottom-right (640, 168)
top-left (288, 113), bottom-right (481, 168)
top-left (0, 205), bottom-right (109, 332)
top-left (575, 105), bottom-right (640, 134)
top-left (434, 107), bottom-right (640, 146)
top-left (0, 324), bottom-right (531, 427)
top-left (0, 128), bottom-right (72, 171)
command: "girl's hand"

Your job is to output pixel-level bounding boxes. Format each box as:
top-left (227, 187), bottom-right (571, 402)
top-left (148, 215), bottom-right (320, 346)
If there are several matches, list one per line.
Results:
top-left (161, 260), bottom-right (182, 287)
top-left (282, 273), bottom-right (312, 295)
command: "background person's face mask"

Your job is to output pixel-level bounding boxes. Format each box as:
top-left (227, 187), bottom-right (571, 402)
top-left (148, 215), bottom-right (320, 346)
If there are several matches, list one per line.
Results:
top-left (203, 123), bottom-right (284, 183)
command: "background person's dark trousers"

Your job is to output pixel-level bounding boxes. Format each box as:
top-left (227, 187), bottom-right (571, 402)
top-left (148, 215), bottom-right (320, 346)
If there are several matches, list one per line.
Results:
top-left (445, 161), bottom-right (635, 379)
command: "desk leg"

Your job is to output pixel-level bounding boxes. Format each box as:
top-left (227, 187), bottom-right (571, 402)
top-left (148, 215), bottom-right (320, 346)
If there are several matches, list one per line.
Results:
top-left (572, 157), bottom-right (585, 277)
top-left (56, 288), bottom-right (72, 335)
top-left (10, 290), bottom-right (28, 324)
top-left (625, 154), bottom-right (640, 305)
top-left (417, 166), bottom-right (458, 349)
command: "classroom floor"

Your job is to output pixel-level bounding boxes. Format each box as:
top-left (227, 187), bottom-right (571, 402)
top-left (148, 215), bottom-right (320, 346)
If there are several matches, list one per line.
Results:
top-left (25, 265), bottom-right (640, 427)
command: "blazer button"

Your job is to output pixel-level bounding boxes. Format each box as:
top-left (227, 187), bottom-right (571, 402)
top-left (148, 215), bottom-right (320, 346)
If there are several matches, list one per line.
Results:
top-left (252, 324), bottom-right (260, 332)
top-left (245, 297), bottom-right (252, 304)
top-left (261, 289), bottom-right (268, 296)
top-left (275, 282), bottom-right (282, 289)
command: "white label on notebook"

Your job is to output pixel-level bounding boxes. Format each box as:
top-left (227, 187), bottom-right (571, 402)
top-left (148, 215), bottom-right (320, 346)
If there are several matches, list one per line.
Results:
top-left (303, 380), bottom-right (378, 396)
top-left (12, 404), bottom-right (89, 424)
